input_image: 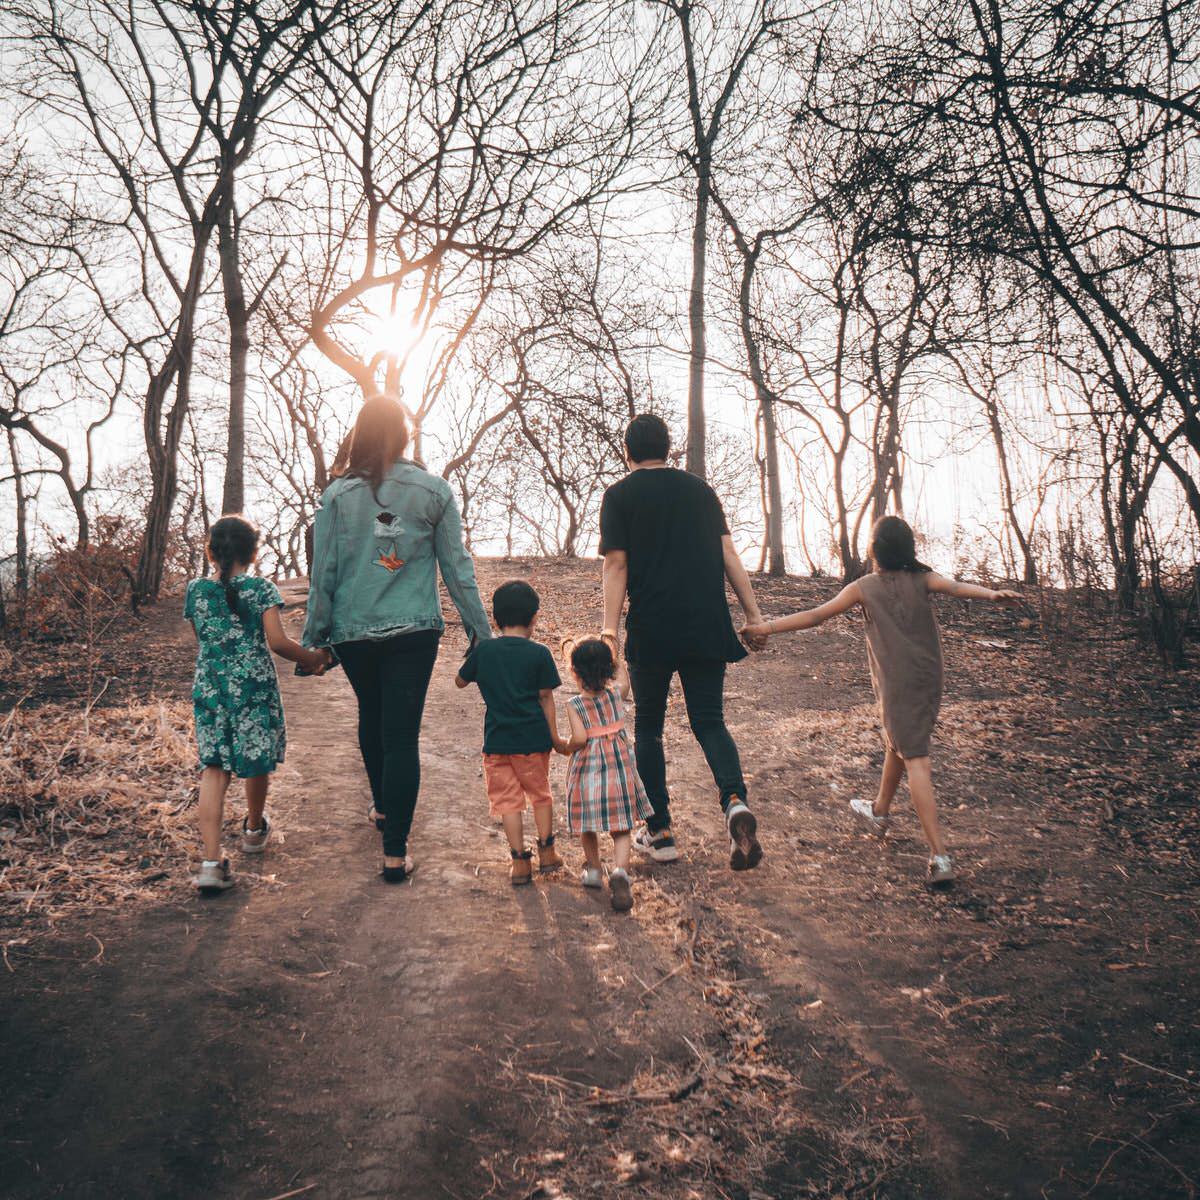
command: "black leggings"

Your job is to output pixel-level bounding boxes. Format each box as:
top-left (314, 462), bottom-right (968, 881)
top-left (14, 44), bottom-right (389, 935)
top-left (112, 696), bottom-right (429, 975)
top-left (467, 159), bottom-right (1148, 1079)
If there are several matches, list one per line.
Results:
top-left (336, 630), bottom-right (440, 858)
top-left (628, 658), bottom-right (747, 834)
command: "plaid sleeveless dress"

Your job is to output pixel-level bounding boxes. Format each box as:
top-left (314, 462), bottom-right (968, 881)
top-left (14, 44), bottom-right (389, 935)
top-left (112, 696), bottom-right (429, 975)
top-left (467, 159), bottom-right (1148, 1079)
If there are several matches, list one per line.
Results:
top-left (565, 688), bottom-right (652, 834)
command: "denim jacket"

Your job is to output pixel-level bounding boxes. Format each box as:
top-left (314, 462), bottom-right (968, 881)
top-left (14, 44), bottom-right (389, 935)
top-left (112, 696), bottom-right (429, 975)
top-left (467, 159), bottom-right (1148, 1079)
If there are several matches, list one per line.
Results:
top-left (302, 461), bottom-right (493, 648)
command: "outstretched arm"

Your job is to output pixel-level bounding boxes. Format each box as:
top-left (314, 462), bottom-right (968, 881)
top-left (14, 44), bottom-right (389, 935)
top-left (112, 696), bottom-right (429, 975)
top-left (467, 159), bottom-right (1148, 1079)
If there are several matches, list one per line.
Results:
top-left (744, 582), bottom-right (862, 637)
top-left (926, 574), bottom-right (1022, 605)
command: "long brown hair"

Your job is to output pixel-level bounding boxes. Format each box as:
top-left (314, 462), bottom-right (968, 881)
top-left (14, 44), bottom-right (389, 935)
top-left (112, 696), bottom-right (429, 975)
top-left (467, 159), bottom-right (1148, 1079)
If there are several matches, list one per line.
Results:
top-left (340, 395), bottom-right (410, 496)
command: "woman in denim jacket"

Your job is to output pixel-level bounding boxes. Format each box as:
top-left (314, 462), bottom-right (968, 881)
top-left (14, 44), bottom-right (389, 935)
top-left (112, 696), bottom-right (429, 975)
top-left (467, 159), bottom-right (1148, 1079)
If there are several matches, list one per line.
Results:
top-left (303, 396), bottom-right (492, 882)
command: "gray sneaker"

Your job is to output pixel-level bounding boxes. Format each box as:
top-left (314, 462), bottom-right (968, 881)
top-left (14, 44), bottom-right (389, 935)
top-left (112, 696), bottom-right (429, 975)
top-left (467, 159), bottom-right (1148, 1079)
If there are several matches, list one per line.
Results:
top-left (927, 854), bottom-right (955, 887)
top-left (850, 797), bottom-right (890, 834)
top-left (195, 859), bottom-right (234, 893)
top-left (581, 866), bottom-right (604, 889)
top-left (240, 816), bottom-right (271, 854)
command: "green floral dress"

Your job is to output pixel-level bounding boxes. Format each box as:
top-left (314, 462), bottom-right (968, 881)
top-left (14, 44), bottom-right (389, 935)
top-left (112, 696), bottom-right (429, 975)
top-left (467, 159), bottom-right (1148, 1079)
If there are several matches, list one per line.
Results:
top-left (185, 575), bottom-right (287, 778)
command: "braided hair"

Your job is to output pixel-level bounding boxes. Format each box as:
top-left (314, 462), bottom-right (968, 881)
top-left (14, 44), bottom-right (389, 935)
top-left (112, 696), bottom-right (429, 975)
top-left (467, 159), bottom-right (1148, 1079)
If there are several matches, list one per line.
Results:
top-left (207, 515), bottom-right (260, 614)
top-left (570, 637), bottom-right (617, 694)
top-left (868, 515), bottom-right (932, 574)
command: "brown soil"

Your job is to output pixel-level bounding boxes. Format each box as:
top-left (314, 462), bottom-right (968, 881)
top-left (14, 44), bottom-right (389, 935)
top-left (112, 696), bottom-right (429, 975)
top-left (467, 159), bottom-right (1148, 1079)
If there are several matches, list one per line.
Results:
top-left (1, 558), bottom-right (1197, 1199)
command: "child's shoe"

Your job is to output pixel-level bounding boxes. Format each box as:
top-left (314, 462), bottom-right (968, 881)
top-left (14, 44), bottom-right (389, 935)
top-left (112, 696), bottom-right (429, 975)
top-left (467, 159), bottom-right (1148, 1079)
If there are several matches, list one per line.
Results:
top-left (726, 802), bottom-right (763, 871)
top-left (240, 815), bottom-right (271, 854)
top-left (927, 854), bottom-right (955, 888)
top-left (850, 797), bottom-right (890, 834)
top-left (510, 848), bottom-right (533, 886)
top-left (634, 825), bottom-right (679, 863)
top-left (608, 868), bottom-right (633, 912)
top-left (536, 833), bottom-right (564, 874)
top-left (195, 859), bottom-right (234, 894)
top-left (581, 866), bottom-right (603, 889)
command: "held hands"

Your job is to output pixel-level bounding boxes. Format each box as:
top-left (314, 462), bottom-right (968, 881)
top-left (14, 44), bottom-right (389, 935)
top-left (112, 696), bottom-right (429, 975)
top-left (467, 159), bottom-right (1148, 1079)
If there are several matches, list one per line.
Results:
top-left (740, 622), bottom-right (769, 651)
top-left (301, 647), bottom-right (333, 676)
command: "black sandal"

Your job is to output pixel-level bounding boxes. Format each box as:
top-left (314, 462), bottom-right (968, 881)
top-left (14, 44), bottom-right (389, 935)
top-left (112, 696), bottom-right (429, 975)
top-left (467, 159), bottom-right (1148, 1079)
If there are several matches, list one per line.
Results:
top-left (381, 856), bottom-right (414, 884)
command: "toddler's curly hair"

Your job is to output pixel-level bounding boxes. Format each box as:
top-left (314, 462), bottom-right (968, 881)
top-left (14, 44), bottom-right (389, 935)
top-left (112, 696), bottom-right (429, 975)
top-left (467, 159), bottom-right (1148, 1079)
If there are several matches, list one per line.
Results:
top-left (566, 637), bottom-right (617, 694)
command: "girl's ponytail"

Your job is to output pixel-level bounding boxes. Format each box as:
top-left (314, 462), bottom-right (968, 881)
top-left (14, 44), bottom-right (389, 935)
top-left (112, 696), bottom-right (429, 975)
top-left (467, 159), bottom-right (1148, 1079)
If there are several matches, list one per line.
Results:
top-left (206, 515), bottom-right (261, 615)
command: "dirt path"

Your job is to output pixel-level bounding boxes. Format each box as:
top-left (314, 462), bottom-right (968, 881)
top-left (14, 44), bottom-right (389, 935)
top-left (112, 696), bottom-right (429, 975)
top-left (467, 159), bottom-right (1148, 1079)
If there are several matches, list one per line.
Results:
top-left (2, 561), bottom-right (1197, 1198)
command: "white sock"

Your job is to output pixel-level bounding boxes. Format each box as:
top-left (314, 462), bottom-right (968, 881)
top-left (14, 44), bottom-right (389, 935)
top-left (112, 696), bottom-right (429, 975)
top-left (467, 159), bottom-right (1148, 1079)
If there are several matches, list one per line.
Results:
top-left (202, 859), bottom-right (220, 868)
top-left (610, 867), bottom-right (628, 879)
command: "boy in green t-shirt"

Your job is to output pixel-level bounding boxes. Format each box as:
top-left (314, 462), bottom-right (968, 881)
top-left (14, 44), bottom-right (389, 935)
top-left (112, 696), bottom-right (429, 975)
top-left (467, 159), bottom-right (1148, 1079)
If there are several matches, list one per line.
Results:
top-left (456, 580), bottom-right (565, 884)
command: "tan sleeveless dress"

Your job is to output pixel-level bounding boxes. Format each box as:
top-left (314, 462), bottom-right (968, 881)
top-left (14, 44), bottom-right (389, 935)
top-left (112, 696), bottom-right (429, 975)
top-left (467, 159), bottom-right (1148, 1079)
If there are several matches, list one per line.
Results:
top-left (857, 570), bottom-right (943, 759)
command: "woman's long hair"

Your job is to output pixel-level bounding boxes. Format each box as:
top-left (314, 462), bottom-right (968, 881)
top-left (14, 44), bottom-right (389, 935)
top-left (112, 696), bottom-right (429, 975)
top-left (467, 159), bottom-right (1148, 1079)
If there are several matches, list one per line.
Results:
top-left (868, 515), bottom-right (932, 573)
top-left (339, 395), bottom-right (410, 497)
top-left (208, 515), bottom-right (260, 614)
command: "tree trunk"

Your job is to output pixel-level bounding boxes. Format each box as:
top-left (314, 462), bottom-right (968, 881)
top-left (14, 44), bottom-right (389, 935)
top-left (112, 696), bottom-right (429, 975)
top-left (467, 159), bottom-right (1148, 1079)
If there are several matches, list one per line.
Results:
top-left (6, 426), bottom-right (28, 629)
top-left (686, 159), bottom-right (710, 478)
top-left (736, 250), bottom-right (786, 575)
top-left (135, 228), bottom-right (213, 602)
top-left (218, 196), bottom-right (248, 516)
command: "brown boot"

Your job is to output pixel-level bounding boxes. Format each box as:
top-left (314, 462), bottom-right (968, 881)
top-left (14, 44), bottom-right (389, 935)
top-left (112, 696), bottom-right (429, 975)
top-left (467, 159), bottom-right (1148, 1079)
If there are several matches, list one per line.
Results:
top-left (536, 833), bottom-right (564, 874)
top-left (510, 848), bottom-right (533, 886)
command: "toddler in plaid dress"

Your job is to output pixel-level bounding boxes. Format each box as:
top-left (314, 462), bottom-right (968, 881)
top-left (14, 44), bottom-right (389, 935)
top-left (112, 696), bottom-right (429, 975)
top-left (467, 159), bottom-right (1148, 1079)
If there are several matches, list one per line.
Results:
top-left (557, 637), bottom-right (651, 912)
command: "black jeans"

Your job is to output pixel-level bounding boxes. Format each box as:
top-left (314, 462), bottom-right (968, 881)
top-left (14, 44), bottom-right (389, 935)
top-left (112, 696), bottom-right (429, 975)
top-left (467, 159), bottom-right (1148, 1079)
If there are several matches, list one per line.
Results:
top-left (336, 630), bottom-right (441, 858)
top-left (627, 659), bottom-right (747, 834)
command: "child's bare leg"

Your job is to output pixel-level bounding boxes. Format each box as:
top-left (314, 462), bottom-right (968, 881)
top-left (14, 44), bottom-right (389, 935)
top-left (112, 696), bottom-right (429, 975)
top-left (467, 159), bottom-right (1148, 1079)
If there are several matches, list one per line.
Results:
top-left (905, 756), bottom-right (946, 856)
top-left (501, 812), bottom-right (526, 853)
top-left (533, 802), bottom-right (554, 843)
top-left (610, 831), bottom-right (631, 873)
top-left (198, 767), bottom-right (231, 861)
top-left (580, 832), bottom-right (602, 870)
top-left (874, 749), bottom-right (905, 817)
top-left (244, 774), bottom-right (269, 831)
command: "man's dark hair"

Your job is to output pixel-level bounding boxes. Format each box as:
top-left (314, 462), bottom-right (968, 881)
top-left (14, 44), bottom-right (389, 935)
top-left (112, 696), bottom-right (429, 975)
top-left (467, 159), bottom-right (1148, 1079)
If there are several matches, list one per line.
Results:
top-left (624, 413), bottom-right (670, 463)
top-left (493, 579), bottom-right (540, 628)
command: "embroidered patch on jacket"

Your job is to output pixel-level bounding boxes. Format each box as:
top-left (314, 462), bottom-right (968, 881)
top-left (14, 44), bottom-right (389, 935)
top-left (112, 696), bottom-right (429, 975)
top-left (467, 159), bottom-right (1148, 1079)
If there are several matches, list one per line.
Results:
top-left (373, 510), bottom-right (405, 571)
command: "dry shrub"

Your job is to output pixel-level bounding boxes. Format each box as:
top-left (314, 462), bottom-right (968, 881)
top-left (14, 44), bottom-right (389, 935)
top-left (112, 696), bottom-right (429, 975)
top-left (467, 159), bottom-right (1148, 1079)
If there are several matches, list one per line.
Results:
top-left (0, 699), bottom-right (196, 935)
top-left (18, 515), bottom-right (139, 644)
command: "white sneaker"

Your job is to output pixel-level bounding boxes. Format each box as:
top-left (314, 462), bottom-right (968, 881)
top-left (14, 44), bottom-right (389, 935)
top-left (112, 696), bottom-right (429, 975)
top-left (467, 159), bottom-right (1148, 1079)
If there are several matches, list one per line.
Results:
top-left (195, 859), bottom-right (234, 893)
top-left (850, 797), bottom-right (890, 833)
top-left (581, 867), bottom-right (603, 889)
top-left (240, 815), bottom-right (271, 854)
top-left (633, 826), bottom-right (680, 863)
top-left (928, 854), bottom-right (955, 887)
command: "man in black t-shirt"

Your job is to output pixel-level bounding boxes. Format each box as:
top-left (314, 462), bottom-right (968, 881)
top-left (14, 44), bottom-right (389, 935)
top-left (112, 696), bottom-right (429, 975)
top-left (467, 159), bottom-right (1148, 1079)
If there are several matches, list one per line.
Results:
top-left (599, 414), bottom-right (766, 871)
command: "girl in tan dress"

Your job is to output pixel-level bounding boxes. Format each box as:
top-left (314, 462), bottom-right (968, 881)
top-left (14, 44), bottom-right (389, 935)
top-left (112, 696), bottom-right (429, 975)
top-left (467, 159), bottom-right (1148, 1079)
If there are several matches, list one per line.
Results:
top-left (744, 516), bottom-right (1020, 887)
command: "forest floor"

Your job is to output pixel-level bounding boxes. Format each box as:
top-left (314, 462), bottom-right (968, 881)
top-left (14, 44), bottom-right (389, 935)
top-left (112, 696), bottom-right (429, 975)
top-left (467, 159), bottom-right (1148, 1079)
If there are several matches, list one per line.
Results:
top-left (1, 558), bottom-right (1198, 1200)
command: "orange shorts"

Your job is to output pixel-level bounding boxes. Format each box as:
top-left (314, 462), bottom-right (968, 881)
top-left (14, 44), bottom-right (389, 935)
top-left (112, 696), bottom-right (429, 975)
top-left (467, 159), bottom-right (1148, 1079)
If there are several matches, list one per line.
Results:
top-left (483, 751), bottom-right (553, 817)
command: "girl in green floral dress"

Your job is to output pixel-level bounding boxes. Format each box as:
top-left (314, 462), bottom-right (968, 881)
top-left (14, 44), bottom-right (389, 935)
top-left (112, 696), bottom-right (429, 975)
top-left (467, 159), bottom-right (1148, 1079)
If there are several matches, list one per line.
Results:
top-left (186, 516), bottom-right (329, 893)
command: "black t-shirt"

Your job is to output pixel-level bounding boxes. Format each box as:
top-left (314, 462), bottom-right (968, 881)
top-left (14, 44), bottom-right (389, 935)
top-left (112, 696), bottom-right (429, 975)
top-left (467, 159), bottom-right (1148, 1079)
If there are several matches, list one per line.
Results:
top-left (458, 636), bottom-right (562, 754)
top-left (599, 467), bottom-right (747, 666)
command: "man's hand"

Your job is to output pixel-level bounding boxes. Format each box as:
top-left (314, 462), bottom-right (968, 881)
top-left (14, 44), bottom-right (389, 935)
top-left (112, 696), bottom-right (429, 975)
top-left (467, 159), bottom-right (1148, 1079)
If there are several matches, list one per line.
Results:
top-left (992, 589), bottom-right (1023, 606)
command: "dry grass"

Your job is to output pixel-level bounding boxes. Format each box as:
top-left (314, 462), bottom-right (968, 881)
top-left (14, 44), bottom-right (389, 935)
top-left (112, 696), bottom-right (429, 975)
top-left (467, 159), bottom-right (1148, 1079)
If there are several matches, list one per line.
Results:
top-left (0, 698), bottom-right (197, 949)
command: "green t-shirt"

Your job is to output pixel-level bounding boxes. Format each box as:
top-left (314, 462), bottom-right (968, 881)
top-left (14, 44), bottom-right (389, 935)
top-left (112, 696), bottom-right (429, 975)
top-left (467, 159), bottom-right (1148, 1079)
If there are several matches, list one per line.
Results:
top-left (458, 636), bottom-right (561, 754)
